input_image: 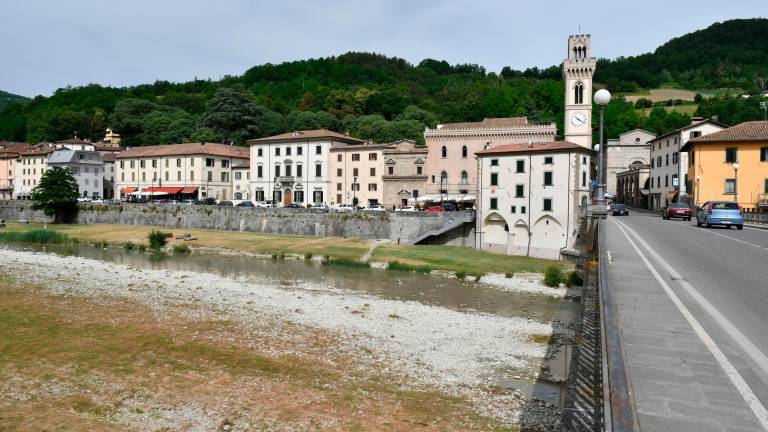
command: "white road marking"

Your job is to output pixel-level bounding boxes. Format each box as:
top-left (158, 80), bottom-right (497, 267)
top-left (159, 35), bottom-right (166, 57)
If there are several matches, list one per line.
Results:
top-left (606, 250), bottom-right (613, 264)
top-left (611, 218), bottom-right (768, 429)
top-left (688, 225), bottom-right (768, 252)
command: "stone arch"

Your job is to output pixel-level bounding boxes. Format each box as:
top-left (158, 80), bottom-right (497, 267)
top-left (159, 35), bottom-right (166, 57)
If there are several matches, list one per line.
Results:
top-left (483, 212), bottom-right (509, 253)
top-left (530, 214), bottom-right (564, 259)
top-left (574, 81), bottom-right (584, 104)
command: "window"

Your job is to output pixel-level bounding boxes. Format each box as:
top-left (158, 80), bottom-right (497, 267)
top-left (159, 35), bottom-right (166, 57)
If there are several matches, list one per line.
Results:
top-left (337, 194), bottom-right (342, 203)
top-left (275, 147), bottom-right (281, 156)
top-left (368, 153), bottom-right (377, 161)
top-left (490, 159), bottom-right (499, 167)
top-left (190, 171), bottom-right (194, 181)
top-left (255, 190), bottom-right (265, 201)
top-left (582, 171), bottom-right (587, 187)
top-left (760, 147), bottom-right (768, 162)
top-left (651, 158), bottom-right (654, 168)
top-left (294, 190), bottom-right (304, 202)
top-left (582, 156), bottom-right (587, 164)
top-left (765, 178), bottom-right (768, 193)
top-left (725, 147), bottom-right (737, 163)
top-left (440, 171), bottom-right (448, 184)
top-left (416, 166), bottom-right (422, 175)
top-left (337, 183), bottom-right (342, 191)
top-left (725, 179), bottom-right (736, 194)
top-left (221, 172), bottom-right (228, 182)
top-left (296, 165), bottom-right (302, 177)
top-left (544, 156), bottom-right (553, 164)
top-left (543, 198), bottom-right (553, 212)
top-left (461, 146), bottom-right (468, 158)
top-left (515, 184), bottom-right (524, 198)
top-left (665, 175), bottom-right (669, 187)
top-left (315, 145), bottom-right (321, 155)
top-left (164, 172), bottom-right (169, 181)
top-left (511, 206), bottom-right (516, 213)
top-left (286, 147), bottom-right (291, 156)
top-left (337, 154), bottom-right (342, 162)
top-left (120, 161), bottom-right (124, 169)
top-left (388, 166), bottom-right (394, 175)
top-left (221, 160), bottom-right (229, 168)
top-left (521, 206), bottom-right (526, 214)
top-left (352, 153), bottom-right (360, 161)
top-left (441, 146), bottom-right (447, 158)
top-left (257, 148), bottom-right (263, 157)
top-left (544, 171), bottom-right (553, 186)
top-left (672, 152), bottom-right (678, 165)
top-left (574, 82), bottom-right (584, 104)
top-left (651, 178), bottom-right (654, 188)
top-left (206, 158), bottom-right (214, 167)
top-left (516, 160), bottom-right (524, 173)
top-left (315, 164), bottom-right (321, 177)
top-left (657, 156), bottom-right (662, 167)
top-left (257, 166), bottom-right (263, 178)
top-left (665, 154), bottom-right (669, 166)
top-left (297, 147), bottom-right (302, 155)
top-left (490, 172), bottom-right (498, 186)
top-left (141, 172), bottom-right (146, 182)
top-left (368, 183), bottom-right (377, 191)
top-left (690, 131), bottom-right (702, 139)
top-left (176, 158), bottom-right (181, 167)
top-left (461, 171), bottom-right (468, 184)
top-left (490, 198), bottom-right (498, 210)
top-left (151, 159), bottom-right (157, 168)
top-left (370, 167), bottom-right (375, 176)
top-left (140, 160), bottom-right (145, 168)
top-left (353, 168), bottom-right (359, 177)
top-left (285, 165), bottom-right (292, 177)
top-left (352, 183), bottom-right (360, 191)
top-left (177, 171), bottom-right (181, 181)
top-left (336, 168), bottom-right (343, 177)
top-left (190, 158), bottom-right (194, 167)
top-left (275, 165), bottom-right (281, 177)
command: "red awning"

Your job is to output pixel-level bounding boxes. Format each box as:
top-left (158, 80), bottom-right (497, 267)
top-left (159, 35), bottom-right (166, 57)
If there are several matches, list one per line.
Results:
top-left (180, 187), bottom-right (199, 194)
top-left (121, 187), bottom-right (137, 193)
top-left (143, 187), bottom-right (184, 194)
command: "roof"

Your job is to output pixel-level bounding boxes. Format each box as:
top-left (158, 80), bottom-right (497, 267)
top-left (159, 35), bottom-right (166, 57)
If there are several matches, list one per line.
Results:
top-left (436, 117), bottom-right (533, 130)
top-left (116, 143), bottom-right (249, 159)
top-left (0, 142), bottom-right (30, 157)
top-left (476, 141), bottom-right (592, 156)
top-left (101, 153), bottom-right (116, 162)
top-left (232, 162), bottom-right (250, 169)
top-left (246, 129), bottom-right (364, 145)
top-left (649, 119), bottom-right (728, 143)
top-left (682, 121), bottom-right (768, 150)
top-left (94, 145), bottom-right (123, 152)
top-left (21, 144), bottom-right (55, 156)
top-left (47, 149), bottom-right (103, 165)
top-left (330, 141), bottom-right (393, 151)
top-left (55, 137), bottom-right (92, 145)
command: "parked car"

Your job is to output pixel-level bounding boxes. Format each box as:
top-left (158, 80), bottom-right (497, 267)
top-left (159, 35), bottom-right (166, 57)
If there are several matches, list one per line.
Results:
top-left (181, 199), bottom-right (196, 205)
top-left (287, 203), bottom-right (303, 208)
top-left (77, 197), bottom-right (92, 202)
top-left (664, 203), bottom-right (692, 220)
top-left (425, 206), bottom-right (444, 213)
top-left (363, 204), bottom-right (386, 212)
top-left (311, 202), bottom-right (328, 210)
top-left (612, 203), bottom-right (629, 216)
top-left (335, 204), bottom-right (355, 213)
top-left (395, 205), bottom-right (419, 212)
top-left (217, 200), bottom-right (234, 207)
top-left (696, 201), bottom-right (744, 229)
top-left (236, 200), bottom-right (255, 208)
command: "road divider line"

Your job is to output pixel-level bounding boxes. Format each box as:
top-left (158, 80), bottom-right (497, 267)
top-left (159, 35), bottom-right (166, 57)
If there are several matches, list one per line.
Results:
top-left (611, 218), bottom-right (768, 429)
top-left (688, 225), bottom-right (768, 252)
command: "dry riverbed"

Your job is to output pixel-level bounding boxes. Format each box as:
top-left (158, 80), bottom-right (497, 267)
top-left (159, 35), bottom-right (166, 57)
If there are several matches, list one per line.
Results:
top-left (0, 246), bottom-right (575, 431)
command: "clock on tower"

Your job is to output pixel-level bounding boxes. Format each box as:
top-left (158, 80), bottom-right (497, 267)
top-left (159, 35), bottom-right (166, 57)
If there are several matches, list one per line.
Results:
top-left (563, 34), bottom-right (596, 149)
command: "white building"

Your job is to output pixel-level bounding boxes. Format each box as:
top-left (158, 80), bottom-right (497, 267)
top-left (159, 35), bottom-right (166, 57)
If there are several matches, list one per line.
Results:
top-left (247, 129), bottom-right (364, 207)
top-left (648, 118), bottom-right (727, 211)
top-left (47, 148), bottom-right (105, 199)
top-left (232, 163), bottom-right (251, 201)
top-left (476, 142), bottom-right (592, 259)
top-left (605, 129), bottom-right (656, 196)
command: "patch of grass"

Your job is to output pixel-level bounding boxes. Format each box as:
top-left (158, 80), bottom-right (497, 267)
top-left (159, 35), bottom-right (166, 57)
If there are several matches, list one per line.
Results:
top-left (172, 244), bottom-right (190, 255)
top-left (455, 271), bottom-right (467, 280)
top-left (147, 230), bottom-right (168, 250)
top-left (324, 257), bottom-right (370, 269)
top-left (505, 272), bottom-right (514, 279)
top-left (386, 260), bottom-right (432, 273)
top-left (527, 333), bottom-right (553, 344)
top-left (0, 229), bottom-right (69, 244)
top-left (122, 241), bottom-right (135, 250)
top-left (136, 244), bottom-right (147, 252)
top-left (564, 271), bottom-right (584, 287)
top-left (543, 266), bottom-right (563, 288)
top-left (304, 252), bottom-right (313, 261)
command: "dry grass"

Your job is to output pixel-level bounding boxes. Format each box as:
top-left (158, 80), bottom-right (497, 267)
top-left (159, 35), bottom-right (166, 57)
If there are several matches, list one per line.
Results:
top-left (0, 277), bottom-right (507, 431)
top-left (624, 88), bottom-right (698, 103)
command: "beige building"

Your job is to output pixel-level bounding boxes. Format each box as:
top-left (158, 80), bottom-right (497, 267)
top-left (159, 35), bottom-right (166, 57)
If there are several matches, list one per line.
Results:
top-left (330, 141), bottom-right (388, 207)
top-left (247, 129), bottom-right (364, 207)
top-left (382, 139), bottom-right (428, 208)
top-left (232, 163), bottom-right (251, 201)
top-left (114, 143), bottom-right (249, 200)
top-left (616, 164), bottom-right (651, 208)
top-left (605, 129), bottom-right (656, 196)
top-left (14, 144), bottom-right (55, 199)
top-left (423, 118), bottom-right (556, 198)
top-left (476, 142), bottom-right (592, 259)
top-left (0, 142), bottom-right (29, 200)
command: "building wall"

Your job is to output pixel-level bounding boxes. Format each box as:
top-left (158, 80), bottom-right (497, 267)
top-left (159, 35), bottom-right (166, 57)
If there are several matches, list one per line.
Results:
top-left (0, 157), bottom-right (16, 200)
top-left (605, 129), bottom-right (655, 195)
top-left (329, 146), bottom-right (385, 207)
top-left (382, 141), bottom-right (428, 208)
top-left (249, 140), bottom-right (331, 206)
top-left (563, 34), bottom-right (596, 149)
top-left (232, 168), bottom-right (251, 201)
top-left (687, 142), bottom-right (768, 209)
top-left (115, 154), bottom-right (247, 200)
top-left (14, 153), bottom-right (51, 199)
top-left (476, 151), bottom-right (590, 259)
top-left (423, 126), bottom-right (556, 196)
top-left (616, 167), bottom-right (650, 208)
top-left (48, 151), bottom-right (104, 198)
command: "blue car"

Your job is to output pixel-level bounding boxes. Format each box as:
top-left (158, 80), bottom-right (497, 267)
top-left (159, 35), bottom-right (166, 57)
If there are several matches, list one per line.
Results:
top-left (695, 201), bottom-right (744, 230)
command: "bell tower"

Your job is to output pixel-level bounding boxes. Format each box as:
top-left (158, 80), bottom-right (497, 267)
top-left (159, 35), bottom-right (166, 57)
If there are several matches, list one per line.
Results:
top-left (563, 34), bottom-right (596, 149)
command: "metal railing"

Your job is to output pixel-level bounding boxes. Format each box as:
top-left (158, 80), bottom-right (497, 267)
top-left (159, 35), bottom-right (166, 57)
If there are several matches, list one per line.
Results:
top-left (744, 208), bottom-right (768, 225)
top-left (598, 220), bottom-right (641, 431)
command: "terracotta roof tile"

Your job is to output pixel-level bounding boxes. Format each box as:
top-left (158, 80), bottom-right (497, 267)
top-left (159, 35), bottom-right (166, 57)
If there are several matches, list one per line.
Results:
top-left (436, 117), bottom-right (532, 130)
top-left (476, 141), bottom-right (592, 156)
top-left (116, 143), bottom-right (249, 159)
top-left (55, 137), bottom-right (92, 145)
top-left (686, 120), bottom-right (768, 144)
top-left (247, 129), bottom-right (364, 144)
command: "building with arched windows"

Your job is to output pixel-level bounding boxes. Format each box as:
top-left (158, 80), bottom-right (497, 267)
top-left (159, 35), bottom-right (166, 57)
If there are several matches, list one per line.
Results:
top-left (605, 129), bottom-right (656, 197)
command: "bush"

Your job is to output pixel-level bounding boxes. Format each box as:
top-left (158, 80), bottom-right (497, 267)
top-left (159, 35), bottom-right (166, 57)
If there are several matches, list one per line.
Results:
top-left (137, 244), bottom-right (147, 252)
top-left (386, 261), bottom-right (432, 273)
top-left (172, 244), bottom-right (191, 255)
top-left (634, 97), bottom-right (653, 108)
top-left (564, 271), bottom-right (584, 287)
top-left (505, 272), bottom-right (514, 278)
top-left (455, 271), bottom-right (467, 280)
top-left (543, 266), bottom-right (564, 287)
top-left (324, 257), bottom-right (370, 269)
top-left (0, 229), bottom-right (68, 244)
top-left (304, 252), bottom-right (313, 260)
top-left (147, 230), bottom-right (168, 250)
top-left (123, 241), bottom-right (135, 250)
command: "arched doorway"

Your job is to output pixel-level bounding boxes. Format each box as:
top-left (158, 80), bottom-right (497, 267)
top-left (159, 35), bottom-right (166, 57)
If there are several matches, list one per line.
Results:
top-left (283, 188), bottom-right (292, 207)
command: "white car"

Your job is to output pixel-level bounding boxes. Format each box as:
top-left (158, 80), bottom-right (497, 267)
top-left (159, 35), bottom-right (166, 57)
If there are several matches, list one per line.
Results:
top-left (395, 205), bottom-right (419, 212)
top-left (363, 204), bottom-right (386, 212)
top-left (77, 197), bottom-right (92, 202)
top-left (335, 204), bottom-right (355, 213)
top-left (311, 202), bottom-right (328, 210)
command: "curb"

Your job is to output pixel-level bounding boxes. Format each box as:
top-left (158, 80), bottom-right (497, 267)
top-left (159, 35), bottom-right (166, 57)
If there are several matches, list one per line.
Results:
top-left (745, 223), bottom-right (768, 231)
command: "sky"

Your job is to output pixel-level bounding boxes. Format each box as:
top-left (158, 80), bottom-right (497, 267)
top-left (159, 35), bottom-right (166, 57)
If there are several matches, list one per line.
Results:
top-left (2, 0), bottom-right (766, 97)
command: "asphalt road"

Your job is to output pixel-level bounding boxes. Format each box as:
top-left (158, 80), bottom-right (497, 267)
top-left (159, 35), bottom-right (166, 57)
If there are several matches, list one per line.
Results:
top-left (604, 210), bottom-right (768, 431)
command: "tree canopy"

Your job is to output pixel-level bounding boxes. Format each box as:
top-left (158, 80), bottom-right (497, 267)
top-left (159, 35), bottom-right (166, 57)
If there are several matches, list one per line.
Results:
top-left (30, 167), bottom-right (80, 223)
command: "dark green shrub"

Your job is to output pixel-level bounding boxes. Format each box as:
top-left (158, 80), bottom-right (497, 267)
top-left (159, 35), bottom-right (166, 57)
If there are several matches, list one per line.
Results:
top-left (172, 244), bottom-right (191, 255)
top-left (455, 271), bottom-right (466, 280)
top-left (137, 244), bottom-right (147, 252)
top-left (564, 271), bottom-right (584, 287)
top-left (386, 261), bottom-right (432, 273)
top-left (325, 257), bottom-right (370, 269)
top-left (505, 272), bottom-right (514, 278)
top-left (543, 266), bottom-right (564, 287)
top-left (123, 241), bottom-right (135, 250)
top-left (147, 230), bottom-right (167, 250)
top-left (304, 252), bottom-right (313, 260)
top-left (0, 229), bottom-right (68, 244)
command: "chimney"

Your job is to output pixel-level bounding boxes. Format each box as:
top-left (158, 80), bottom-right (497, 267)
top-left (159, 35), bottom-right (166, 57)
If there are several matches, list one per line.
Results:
top-left (691, 116), bottom-right (704, 125)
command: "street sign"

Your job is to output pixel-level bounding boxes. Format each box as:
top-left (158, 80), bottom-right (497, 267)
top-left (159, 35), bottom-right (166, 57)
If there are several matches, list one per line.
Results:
top-left (673, 177), bottom-right (679, 187)
top-left (592, 179), bottom-right (598, 186)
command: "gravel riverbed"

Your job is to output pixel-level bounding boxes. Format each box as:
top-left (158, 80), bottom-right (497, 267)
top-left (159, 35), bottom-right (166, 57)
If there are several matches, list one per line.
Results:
top-left (0, 247), bottom-right (568, 429)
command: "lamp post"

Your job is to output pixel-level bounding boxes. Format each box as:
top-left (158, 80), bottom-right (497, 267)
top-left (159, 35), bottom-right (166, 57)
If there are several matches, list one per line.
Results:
top-left (733, 162), bottom-right (740, 204)
top-left (352, 176), bottom-right (358, 208)
top-left (695, 175), bottom-right (701, 208)
top-left (594, 89), bottom-right (612, 217)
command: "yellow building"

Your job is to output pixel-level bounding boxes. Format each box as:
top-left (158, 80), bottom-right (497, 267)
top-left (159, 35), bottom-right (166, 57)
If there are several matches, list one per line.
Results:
top-left (683, 121), bottom-right (768, 210)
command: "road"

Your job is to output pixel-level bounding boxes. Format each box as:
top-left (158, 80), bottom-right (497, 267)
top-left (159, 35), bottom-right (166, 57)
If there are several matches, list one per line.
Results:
top-left (604, 210), bottom-right (768, 431)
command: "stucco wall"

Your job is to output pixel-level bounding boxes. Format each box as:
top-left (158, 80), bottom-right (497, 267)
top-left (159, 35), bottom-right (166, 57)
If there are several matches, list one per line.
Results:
top-left (0, 201), bottom-right (475, 245)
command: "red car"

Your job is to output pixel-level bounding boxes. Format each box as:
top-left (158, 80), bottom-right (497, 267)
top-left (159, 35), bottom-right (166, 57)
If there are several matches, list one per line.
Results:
top-left (663, 203), bottom-right (692, 221)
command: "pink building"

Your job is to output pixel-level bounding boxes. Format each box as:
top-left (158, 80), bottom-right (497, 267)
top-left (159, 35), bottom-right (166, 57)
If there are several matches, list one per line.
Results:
top-left (0, 142), bottom-right (28, 200)
top-left (423, 117), bottom-right (556, 200)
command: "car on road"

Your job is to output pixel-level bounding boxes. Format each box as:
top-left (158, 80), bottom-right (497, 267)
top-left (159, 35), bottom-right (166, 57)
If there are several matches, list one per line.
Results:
top-left (334, 204), bottom-right (355, 213)
top-left (664, 203), bottom-right (692, 220)
top-left (695, 201), bottom-right (744, 230)
top-left (217, 200), bottom-right (234, 207)
top-left (311, 202), bottom-right (328, 210)
top-left (612, 203), bottom-right (629, 216)
top-left (426, 203), bottom-right (458, 213)
top-left (362, 204), bottom-right (386, 212)
top-left (395, 205), bottom-right (418, 212)
top-left (235, 200), bottom-right (255, 208)
top-left (286, 203), bottom-right (303, 208)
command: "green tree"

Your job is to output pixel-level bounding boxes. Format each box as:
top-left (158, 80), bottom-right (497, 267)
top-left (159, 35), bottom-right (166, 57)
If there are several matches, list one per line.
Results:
top-left (30, 167), bottom-right (80, 223)
top-left (199, 85), bottom-right (284, 144)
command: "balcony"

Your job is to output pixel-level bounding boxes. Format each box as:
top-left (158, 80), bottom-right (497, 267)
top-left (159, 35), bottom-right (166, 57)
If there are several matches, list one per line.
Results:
top-left (277, 176), bottom-right (295, 183)
top-left (757, 194), bottom-right (768, 207)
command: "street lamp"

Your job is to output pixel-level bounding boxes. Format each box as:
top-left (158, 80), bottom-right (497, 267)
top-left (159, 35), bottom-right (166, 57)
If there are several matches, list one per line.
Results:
top-left (733, 162), bottom-right (740, 204)
top-left (695, 175), bottom-right (701, 208)
top-left (594, 89), bottom-right (612, 217)
top-left (352, 176), bottom-right (358, 208)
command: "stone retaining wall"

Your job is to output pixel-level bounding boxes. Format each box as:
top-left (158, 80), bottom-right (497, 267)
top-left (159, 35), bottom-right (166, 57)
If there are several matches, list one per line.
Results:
top-left (0, 201), bottom-right (475, 245)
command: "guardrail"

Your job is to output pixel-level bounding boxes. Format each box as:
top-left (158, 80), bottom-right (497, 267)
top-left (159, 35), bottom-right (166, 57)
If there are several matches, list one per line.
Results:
top-left (744, 208), bottom-right (768, 225)
top-left (597, 219), bottom-right (641, 431)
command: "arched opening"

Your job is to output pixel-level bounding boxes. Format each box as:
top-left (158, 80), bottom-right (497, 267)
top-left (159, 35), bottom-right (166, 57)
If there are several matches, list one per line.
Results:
top-left (574, 82), bottom-right (584, 104)
top-left (460, 170), bottom-right (468, 185)
top-left (441, 146), bottom-right (447, 158)
top-left (283, 188), bottom-right (292, 207)
top-left (461, 145), bottom-right (468, 158)
top-left (483, 213), bottom-right (509, 253)
top-left (440, 171), bottom-right (448, 184)
top-left (234, 192), bottom-right (243, 200)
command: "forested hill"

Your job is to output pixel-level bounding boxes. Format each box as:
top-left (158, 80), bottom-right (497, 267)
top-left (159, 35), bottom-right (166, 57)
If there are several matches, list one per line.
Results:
top-left (0, 90), bottom-right (29, 112)
top-left (1, 18), bottom-right (767, 146)
top-left (596, 18), bottom-right (768, 91)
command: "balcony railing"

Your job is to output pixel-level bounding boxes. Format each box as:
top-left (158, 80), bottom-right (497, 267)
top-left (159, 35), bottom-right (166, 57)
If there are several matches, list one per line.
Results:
top-left (277, 176), bottom-right (295, 183)
top-left (757, 194), bottom-right (768, 207)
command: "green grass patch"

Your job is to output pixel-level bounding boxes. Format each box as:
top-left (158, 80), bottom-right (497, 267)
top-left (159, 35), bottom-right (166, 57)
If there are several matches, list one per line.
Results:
top-left (147, 230), bottom-right (168, 250)
top-left (543, 266), bottom-right (564, 288)
top-left (324, 257), bottom-right (370, 269)
top-left (172, 244), bottom-right (191, 255)
top-left (0, 229), bottom-right (69, 244)
top-left (386, 260), bottom-right (432, 273)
